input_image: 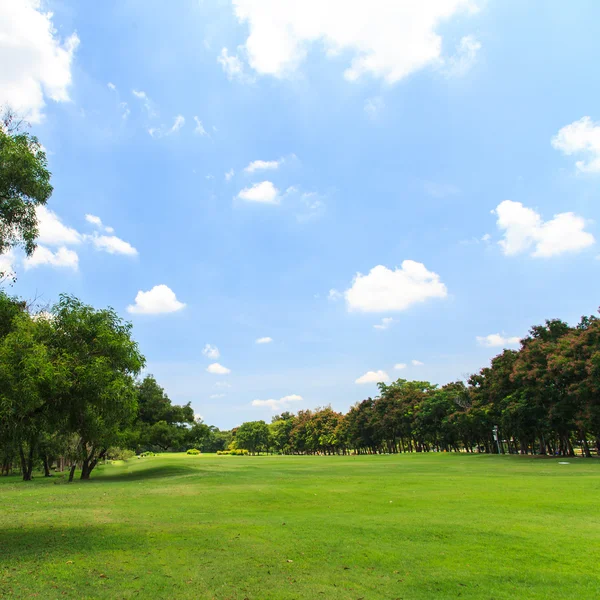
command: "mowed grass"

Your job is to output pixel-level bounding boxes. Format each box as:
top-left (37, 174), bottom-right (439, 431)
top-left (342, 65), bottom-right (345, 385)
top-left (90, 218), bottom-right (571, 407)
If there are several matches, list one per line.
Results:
top-left (1, 454), bottom-right (599, 600)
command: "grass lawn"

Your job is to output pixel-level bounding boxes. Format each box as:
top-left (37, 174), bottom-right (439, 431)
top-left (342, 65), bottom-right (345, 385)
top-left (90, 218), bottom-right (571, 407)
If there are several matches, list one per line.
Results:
top-left (1, 453), bottom-right (599, 599)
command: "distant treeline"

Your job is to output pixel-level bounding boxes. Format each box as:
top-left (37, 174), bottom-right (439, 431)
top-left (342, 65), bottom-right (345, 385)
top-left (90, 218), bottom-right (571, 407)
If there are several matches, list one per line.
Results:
top-left (2, 289), bottom-right (599, 482)
top-left (230, 314), bottom-right (600, 458)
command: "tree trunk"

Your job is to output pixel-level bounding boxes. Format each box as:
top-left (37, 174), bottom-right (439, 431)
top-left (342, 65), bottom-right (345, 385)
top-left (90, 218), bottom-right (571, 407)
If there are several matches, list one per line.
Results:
top-left (43, 455), bottom-right (51, 477)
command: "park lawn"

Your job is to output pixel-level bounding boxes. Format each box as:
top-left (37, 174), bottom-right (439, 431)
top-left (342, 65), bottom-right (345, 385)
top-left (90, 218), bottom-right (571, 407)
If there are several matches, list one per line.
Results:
top-left (0, 453), bottom-right (599, 600)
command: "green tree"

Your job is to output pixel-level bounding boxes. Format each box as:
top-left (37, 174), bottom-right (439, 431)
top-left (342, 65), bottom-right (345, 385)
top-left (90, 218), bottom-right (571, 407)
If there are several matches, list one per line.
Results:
top-left (50, 295), bottom-right (145, 480)
top-left (235, 420), bottom-right (270, 455)
top-left (0, 110), bottom-right (53, 267)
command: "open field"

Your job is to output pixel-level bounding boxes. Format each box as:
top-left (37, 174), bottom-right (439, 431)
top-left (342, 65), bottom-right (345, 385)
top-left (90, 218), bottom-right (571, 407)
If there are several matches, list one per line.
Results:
top-left (1, 454), bottom-right (599, 600)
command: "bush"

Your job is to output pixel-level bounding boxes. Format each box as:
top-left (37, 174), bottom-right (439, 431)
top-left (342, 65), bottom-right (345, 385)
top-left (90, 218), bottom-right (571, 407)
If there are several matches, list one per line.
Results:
top-left (186, 448), bottom-right (201, 455)
top-left (106, 447), bottom-right (135, 461)
top-left (138, 451), bottom-right (157, 458)
top-left (216, 449), bottom-right (249, 456)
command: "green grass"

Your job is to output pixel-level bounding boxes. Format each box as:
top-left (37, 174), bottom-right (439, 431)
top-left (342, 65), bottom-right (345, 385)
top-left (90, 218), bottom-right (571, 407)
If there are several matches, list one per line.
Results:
top-left (1, 453), bottom-right (599, 599)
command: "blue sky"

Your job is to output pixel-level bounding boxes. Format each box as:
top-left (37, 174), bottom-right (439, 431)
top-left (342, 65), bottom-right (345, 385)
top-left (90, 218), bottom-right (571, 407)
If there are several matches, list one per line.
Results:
top-left (3, 0), bottom-right (600, 427)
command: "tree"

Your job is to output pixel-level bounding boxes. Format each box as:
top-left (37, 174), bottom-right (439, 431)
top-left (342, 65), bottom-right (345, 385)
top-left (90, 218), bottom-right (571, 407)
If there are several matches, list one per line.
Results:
top-left (50, 295), bottom-right (145, 480)
top-left (235, 421), bottom-right (270, 455)
top-left (0, 109), bottom-right (53, 268)
top-left (0, 313), bottom-right (60, 480)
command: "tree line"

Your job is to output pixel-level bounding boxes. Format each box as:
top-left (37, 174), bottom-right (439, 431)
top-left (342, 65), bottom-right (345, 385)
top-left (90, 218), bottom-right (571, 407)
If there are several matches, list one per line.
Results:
top-left (230, 314), bottom-right (600, 458)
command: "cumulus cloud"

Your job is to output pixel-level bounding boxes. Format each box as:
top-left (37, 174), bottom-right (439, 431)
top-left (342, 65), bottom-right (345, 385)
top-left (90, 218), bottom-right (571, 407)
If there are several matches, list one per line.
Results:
top-left (0, 249), bottom-right (16, 279)
top-left (0, 0), bottom-right (79, 122)
top-left (411, 360), bottom-right (424, 366)
top-left (355, 370), bottom-right (389, 384)
top-left (244, 158), bottom-right (283, 173)
top-left (494, 200), bottom-right (595, 258)
top-left (206, 363), bottom-right (231, 375)
top-left (256, 337), bottom-right (273, 344)
top-left (127, 285), bottom-right (186, 315)
top-left (552, 116), bottom-right (600, 173)
top-left (373, 317), bottom-right (393, 330)
top-left (225, 168), bottom-right (235, 181)
top-left (328, 289), bottom-right (342, 301)
top-left (226, 0), bottom-right (477, 83)
top-left (344, 261), bottom-right (448, 313)
top-left (394, 363), bottom-right (407, 370)
top-left (252, 394), bottom-right (303, 410)
top-left (202, 344), bottom-right (220, 359)
top-left (23, 245), bottom-right (78, 270)
top-left (237, 181), bottom-right (279, 204)
top-left (476, 333), bottom-right (521, 348)
top-left (36, 206), bottom-right (82, 246)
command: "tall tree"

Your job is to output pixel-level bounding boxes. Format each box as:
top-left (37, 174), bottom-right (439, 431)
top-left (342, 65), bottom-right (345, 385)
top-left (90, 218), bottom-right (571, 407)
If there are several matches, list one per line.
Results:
top-left (0, 110), bottom-right (53, 269)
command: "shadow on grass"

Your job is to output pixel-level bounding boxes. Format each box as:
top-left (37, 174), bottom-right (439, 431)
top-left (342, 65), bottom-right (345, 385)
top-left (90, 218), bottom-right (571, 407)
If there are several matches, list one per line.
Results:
top-left (91, 462), bottom-right (202, 482)
top-left (0, 524), bottom-right (145, 562)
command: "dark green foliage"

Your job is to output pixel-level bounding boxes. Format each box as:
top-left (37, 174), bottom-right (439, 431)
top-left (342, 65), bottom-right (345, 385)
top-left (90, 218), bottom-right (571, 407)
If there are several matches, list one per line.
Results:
top-left (0, 110), bottom-right (53, 261)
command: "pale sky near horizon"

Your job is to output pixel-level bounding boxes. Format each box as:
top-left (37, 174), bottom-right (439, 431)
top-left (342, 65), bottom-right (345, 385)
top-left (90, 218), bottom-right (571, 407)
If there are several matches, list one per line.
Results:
top-left (2, 0), bottom-right (600, 428)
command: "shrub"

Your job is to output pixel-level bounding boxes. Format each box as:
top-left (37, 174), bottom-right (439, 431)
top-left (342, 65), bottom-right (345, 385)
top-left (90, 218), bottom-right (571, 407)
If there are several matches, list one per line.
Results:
top-left (217, 449), bottom-right (248, 456)
top-left (138, 451), bottom-right (157, 458)
top-left (186, 448), bottom-right (201, 455)
top-left (106, 447), bottom-right (135, 461)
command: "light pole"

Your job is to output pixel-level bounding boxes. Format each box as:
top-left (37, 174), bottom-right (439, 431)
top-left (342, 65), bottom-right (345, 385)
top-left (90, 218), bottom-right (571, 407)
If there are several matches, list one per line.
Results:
top-left (492, 425), bottom-right (501, 455)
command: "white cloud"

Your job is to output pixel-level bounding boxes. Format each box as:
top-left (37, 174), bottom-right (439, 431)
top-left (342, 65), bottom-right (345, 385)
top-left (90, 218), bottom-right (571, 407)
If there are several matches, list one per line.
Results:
top-left (552, 116), bottom-right (600, 173)
top-left (85, 214), bottom-right (103, 227)
top-left (202, 344), bottom-right (220, 359)
top-left (373, 317), bottom-right (393, 330)
top-left (344, 261), bottom-right (448, 313)
top-left (252, 394), bottom-right (303, 410)
top-left (217, 47), bottom-right (252, 81)
top-left (148, 115), bottom-right (185, 138)
top-left (237, 181), bottom-right (279, 204)
top-left (127, 285), bottom-right (186, 315)
top-left (206, 363), bottom-right (231, 375)
top-left (411, 360), bottom-right (424, 366)
top-left (36, 206), bottom-right (82, 246)
top-left (214, 381), bottom-right (232, 389)
top-left (119, 102), bottom-right (130, 120)
top-left (107, 82), bottom-right (117, 91)
top-left (244, 158), bottom-right (283, 173)
top-left (89, 234), bottom-right (138, 256)
top-left (228, 0), bottom-right (477, 83)
top-left (0, 249), bottom-right (16, 279)
top-left (209, 393), bottom-right (226, 399)
top-left (23, 245), bottom-right (78, 270)
top-left (443, 35), bottom-right (481, 77)
top-left (494, 200), bottom-right (595, 258)
top-left (225, 168), bottom-right (235, 181)
top-left (364, 96), bottom-right (384, 119)
top-left (394, 363), bottom-right (407, 370)
top-left (355, 370), bottom-right (390, 384)
top-left (132, 89), bottom-right (156, 117)
top-left (256, 337), bottom-right (273, 344)
top-left (193, 116), bottom-right (207, 136)
top-left (328, 289), bottom-right (342, 301)
top-left (194, 413), bottom-right (204, 423)
top-left (0, 0), bottom-right (79, 123)
top-left (476, 334), bottom-right (521, 348)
